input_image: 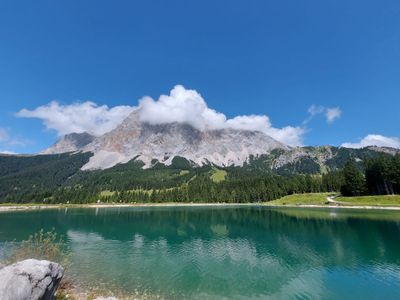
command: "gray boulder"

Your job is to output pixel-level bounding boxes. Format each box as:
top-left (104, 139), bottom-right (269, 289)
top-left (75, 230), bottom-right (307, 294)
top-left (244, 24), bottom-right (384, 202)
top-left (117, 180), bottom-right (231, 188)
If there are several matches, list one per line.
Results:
top-left (0, 259), bottom-right (64, 300)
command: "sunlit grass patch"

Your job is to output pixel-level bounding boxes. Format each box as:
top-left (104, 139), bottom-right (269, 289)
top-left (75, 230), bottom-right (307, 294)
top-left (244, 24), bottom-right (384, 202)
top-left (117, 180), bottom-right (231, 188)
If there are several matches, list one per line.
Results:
top-left (99, 190), bottom-right (116, 197)
top-left (336, 195), bottom-right (400, 206)
top-left (265, 193), bottom-right (333, 206)
top-left (210, 167), bottom-right (227, 183)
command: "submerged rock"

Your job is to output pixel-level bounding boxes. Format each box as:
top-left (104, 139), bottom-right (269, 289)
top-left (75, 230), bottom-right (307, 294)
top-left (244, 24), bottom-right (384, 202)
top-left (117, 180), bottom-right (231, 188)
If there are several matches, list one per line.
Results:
top-left (0, 259), bottom-right (64, 300)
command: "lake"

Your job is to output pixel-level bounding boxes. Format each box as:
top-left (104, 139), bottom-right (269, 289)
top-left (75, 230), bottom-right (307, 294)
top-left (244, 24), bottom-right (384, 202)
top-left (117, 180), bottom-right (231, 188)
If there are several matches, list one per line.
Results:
top-left (1, 205), bottom-right (400, 299)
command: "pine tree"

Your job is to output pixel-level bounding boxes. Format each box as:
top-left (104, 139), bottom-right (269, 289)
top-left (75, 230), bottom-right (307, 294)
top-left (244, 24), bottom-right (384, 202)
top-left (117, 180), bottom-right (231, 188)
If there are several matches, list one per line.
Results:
top-left (341, 160), bottom-right (366, 196)
top-left (393, 154), bottom-right (400, 194)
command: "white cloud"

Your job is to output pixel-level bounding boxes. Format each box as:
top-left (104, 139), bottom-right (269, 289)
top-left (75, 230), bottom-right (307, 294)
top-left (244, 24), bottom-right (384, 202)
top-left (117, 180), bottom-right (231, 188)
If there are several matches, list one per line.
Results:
top-left (138, 85), bottom-right (226, 131)
top-left (307, 105), bottom-right (325, 117)
top-left (342, 134), bottom-right (400, 149)
top-left (0, 150), bottom-right (17, 155)
top-left (16, 101), bottom-right (135, 136)
top-left (325, 107), bottom-right (342, 123)
top-left (138, 85), bottom-right (305, 146)
top-left (0, 128), bottom-right (9, 142)
top-left (224, 115), bottom-right (305, 146)
top-left (15, 85), bottom-right (306, 146)
top-left (305, 105), bottom-right (342, 124)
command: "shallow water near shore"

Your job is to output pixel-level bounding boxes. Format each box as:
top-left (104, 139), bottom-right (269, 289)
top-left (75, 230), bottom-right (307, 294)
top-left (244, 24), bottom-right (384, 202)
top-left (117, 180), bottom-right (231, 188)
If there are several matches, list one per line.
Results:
top-left (1, 205), bottom-right (400, 299)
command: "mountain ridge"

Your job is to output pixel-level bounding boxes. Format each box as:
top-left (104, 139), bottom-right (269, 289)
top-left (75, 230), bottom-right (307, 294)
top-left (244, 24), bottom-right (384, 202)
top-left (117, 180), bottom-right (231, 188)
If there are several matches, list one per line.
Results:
top-left (43, 132), bottom-right (95, 155)
top-left (44, 110), bottom-right (289, 170)
top-left (1, 145), bottom-right (399, 204)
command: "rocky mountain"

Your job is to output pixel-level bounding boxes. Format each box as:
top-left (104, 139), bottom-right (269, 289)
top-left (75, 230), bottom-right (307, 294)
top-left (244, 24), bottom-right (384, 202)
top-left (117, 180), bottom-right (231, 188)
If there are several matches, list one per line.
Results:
top-left (2, 138), bottom-right (399, 203)
top-left (42, 132), bottom-right (95, 154)
top-left (242, 145), bottom-right (400, 175)
top-left (42, 110), bottom-right (400, 172)
top-left (44, 110), bottom-right (289, 170)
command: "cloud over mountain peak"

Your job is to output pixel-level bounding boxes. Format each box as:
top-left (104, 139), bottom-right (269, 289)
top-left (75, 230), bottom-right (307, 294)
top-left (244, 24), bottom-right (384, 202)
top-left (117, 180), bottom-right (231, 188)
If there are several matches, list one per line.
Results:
top-left (137, 85), bottom-right (305, 146)
top-left (16, 85), bottom-right (305, 146)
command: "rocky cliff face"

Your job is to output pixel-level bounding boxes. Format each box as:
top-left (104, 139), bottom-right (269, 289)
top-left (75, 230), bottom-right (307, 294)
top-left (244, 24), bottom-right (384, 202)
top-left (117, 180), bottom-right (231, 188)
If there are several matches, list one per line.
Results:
top-left (42, 132), bottom-right (95, 154)
top-left (44, 110), bottom-right (289, 170)
top-left (42, 110), bottom-right (400, 172)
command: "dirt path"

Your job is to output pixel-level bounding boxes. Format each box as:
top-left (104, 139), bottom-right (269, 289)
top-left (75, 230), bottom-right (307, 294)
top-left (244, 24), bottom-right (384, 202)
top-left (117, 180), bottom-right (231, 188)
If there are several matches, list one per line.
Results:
top-left (326, 195), bottom-right (341, 204)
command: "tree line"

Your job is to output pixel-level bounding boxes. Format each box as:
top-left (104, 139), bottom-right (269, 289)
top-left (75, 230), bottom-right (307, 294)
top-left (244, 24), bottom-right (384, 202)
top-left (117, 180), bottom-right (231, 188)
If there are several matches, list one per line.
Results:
top-left (51, 172), bottom-right (343, 204)
top-left (1, 151), bottom-right (399, 204)
top-left (341, 154), bottom-right (400, 196)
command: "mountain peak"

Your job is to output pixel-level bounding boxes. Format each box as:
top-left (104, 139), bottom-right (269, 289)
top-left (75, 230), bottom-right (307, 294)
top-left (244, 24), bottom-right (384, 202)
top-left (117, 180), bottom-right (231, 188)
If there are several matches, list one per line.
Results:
top-left (42, 132), bottom-right (95, 154)
top-left (43, 112), bottom-right (289, 169)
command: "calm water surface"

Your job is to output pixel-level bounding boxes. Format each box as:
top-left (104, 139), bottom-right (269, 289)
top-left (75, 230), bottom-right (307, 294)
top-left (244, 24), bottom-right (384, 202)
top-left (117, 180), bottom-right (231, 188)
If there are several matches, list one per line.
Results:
top-left (1, 206), bottom-right (400, 299)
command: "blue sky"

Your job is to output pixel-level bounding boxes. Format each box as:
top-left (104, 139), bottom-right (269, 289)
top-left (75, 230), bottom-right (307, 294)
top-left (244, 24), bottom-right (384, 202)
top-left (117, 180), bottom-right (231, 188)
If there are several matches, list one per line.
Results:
top-left (0, 0), bottom-right (399, 153)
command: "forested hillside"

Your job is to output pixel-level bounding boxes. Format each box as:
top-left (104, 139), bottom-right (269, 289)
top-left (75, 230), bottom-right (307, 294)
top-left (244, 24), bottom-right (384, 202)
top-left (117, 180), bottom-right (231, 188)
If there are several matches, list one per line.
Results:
top-left (341, 154), bottom-right (400, 196)
top-left (0, 153), bottom-right (92, 202)
top-left (0, 147), bottom-right (398, 204)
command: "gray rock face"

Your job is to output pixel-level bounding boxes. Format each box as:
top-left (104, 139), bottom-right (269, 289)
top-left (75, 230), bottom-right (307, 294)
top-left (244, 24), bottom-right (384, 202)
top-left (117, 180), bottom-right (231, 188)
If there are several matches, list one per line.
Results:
top-left (81, 110), bottom-right (289, 169)
top-left (0, 259), bottom-right (64, 300)
top-left (42, 132), bottom-right (95, 154)
top-left (41, 110), bottom-right (289, 170)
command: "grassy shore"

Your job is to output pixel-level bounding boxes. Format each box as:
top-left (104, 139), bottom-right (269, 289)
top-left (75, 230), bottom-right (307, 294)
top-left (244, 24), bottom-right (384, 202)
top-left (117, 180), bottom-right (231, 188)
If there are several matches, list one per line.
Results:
top-left (335, 195), bottom-right (400, 206)
top-left (1, 194), bottom-right (400, 211)
top-left (0, 202), bottom-right (258, 212)
top-left (265, 193), bottom-right (400, 208)
top-left (264, 193), bottom-right (332, 206)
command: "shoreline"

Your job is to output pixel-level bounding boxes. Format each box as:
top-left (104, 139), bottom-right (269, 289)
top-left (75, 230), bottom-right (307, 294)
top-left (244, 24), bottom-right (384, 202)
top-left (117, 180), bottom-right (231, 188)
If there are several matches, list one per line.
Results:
top-left (1, 202), bottom-right (400, 212)
top-left (264, 203), bottom-right (400, 211)
top-left (0, 202), bottom-right (257, 212)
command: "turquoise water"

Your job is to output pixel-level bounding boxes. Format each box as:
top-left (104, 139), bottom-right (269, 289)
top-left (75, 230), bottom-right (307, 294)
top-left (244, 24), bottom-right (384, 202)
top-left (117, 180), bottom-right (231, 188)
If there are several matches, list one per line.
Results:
top-left (1, 206), bottom-right (400, 299)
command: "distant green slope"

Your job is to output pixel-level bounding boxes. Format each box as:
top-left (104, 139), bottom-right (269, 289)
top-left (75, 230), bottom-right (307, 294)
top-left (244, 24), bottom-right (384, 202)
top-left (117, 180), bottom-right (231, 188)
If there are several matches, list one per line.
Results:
top-left (0, 146), bottom-right (398, 204)
top-left (0, 152), bottom-right (92, 203)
